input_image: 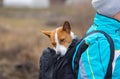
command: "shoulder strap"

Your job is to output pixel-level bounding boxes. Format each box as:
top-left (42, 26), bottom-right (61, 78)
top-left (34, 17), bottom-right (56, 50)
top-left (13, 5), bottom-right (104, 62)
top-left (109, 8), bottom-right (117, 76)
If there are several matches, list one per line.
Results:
top-left (95, 31), bottom-right (114, 79)
top-left (73, 30), bottom-right (114, 79)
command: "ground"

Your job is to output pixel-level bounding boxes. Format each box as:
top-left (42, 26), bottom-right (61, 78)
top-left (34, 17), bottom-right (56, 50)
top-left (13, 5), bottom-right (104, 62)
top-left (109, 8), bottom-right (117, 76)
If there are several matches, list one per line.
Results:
top-left (0, 4), bottom-right (95, 79)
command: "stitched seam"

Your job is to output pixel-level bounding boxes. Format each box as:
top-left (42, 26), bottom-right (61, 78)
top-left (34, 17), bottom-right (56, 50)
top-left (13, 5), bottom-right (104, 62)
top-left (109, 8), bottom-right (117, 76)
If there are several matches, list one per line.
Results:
top-left (86, 48), bottom-right (96, 79)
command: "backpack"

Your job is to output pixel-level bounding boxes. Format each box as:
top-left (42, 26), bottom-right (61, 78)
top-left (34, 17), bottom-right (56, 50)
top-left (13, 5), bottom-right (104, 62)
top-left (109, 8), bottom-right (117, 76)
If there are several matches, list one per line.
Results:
top-left (39, 30), bottom-right (114, 79)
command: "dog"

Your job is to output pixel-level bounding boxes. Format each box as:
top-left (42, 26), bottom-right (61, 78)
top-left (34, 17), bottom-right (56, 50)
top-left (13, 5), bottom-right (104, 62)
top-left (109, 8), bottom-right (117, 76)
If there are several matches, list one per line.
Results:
top-left (42, 21), bottom-right (76, 56)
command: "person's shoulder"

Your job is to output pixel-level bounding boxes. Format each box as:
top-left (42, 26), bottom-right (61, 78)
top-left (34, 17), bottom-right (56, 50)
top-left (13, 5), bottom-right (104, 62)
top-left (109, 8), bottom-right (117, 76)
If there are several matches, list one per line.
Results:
top-left (84, 31), bottom-right (109, 45)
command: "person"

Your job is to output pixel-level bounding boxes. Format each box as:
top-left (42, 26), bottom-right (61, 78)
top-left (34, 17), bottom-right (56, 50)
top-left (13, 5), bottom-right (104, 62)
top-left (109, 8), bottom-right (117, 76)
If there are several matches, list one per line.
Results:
top-left (76, 0), bottom-right (120, 79)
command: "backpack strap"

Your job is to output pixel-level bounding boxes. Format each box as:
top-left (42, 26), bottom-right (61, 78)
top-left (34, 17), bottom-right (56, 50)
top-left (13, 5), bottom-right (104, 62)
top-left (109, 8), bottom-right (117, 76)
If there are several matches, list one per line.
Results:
top-left (73, 30), bottom-right (114, 79)
top-left (95, 31), bottom-right (114, 79)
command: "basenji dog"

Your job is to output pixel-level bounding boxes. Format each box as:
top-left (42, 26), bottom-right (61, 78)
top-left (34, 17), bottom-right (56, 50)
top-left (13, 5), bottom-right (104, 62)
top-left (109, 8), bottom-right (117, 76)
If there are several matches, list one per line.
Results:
top-left (42, 21), bottom-right (76, 56)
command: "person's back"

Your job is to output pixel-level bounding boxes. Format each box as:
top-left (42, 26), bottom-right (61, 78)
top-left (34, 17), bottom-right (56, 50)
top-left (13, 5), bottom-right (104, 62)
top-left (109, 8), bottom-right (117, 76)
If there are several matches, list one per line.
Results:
top-left (75, 0), bottom-right (120, 79)
top-left (85, 13), bottom-right (120, 79)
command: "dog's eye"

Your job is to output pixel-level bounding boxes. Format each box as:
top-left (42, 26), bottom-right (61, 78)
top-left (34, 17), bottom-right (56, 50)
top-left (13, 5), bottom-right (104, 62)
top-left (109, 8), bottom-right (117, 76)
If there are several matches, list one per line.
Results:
top-left (52, 43), bottom-right (56, 47)
top-left (60, 39), bottom-right (65, 43)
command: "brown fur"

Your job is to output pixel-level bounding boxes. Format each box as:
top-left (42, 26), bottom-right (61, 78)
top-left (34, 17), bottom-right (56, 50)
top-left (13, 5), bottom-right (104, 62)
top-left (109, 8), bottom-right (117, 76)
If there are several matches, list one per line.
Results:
top-left (42, 21), bottom-right (72, 48)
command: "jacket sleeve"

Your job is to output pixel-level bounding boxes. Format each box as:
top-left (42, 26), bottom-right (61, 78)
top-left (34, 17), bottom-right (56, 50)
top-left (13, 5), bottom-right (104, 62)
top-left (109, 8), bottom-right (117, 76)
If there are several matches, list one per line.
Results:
top-left (79, 33), bottom-right (111, 79)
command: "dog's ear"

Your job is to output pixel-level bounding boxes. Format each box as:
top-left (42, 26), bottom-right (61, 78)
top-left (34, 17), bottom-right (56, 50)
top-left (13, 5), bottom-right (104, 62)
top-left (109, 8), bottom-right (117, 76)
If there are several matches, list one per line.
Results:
top-left (63, 21), bottom-right (71, 33)
top-left (41, 31), bottom-right (51, 38)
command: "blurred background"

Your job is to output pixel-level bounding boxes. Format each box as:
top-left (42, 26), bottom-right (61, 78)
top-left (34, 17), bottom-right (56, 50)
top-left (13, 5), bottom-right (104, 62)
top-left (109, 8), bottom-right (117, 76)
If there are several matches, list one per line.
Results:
top-left (0, 0), bottom-right (95, 79)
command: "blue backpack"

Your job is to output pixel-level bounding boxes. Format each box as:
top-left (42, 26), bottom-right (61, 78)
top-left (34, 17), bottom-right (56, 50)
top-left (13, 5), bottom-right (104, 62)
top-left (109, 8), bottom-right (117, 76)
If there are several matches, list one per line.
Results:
top-left (39, 30), bottom-right (114, 79)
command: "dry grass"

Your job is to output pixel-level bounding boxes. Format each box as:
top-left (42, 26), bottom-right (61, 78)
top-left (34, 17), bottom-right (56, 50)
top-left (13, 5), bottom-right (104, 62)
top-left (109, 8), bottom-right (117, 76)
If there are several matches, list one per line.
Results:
top-left (0, 3), bottom-right (95, 79)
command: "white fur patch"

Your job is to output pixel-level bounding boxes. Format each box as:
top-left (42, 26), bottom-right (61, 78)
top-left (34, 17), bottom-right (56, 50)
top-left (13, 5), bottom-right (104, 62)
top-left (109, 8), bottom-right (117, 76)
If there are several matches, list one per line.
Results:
top-left (54, 29), bottom-right (67, 56)
top-left (70, 32), bottom-right (76, 39)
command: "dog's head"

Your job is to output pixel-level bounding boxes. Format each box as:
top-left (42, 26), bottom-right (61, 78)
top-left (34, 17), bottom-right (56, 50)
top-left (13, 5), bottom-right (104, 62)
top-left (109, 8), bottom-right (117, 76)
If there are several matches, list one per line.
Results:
top-left (42, 21), bottom-right (75, 56)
